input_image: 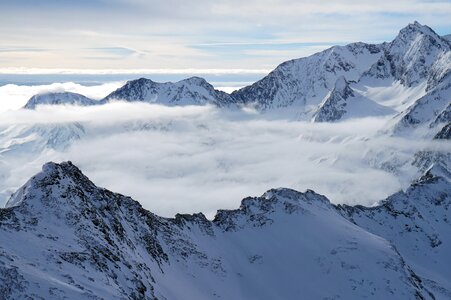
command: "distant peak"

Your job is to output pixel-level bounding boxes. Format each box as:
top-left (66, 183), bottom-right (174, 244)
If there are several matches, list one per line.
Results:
top-left (397, 21), bottom-right (439, 39)
top-left (179, 76), bottom-right (210, 86)
top-left (128, 77), bottom-right (155, 85)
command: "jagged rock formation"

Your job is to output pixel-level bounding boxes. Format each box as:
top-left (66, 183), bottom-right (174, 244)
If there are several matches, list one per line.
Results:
top-left (313, 76), bottom-right (394, 122)
top-left (103, 76), bottom-right (235, 107)
top-left (24, 92), bottom-right (98, 109)
top-left (434, 122), bottom-right (451, 139)
top-left (0, 161), bottom-right (449, 299)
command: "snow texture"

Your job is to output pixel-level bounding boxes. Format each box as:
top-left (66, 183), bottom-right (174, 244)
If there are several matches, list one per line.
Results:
top-left (0, 161), bottom-right (449, 299)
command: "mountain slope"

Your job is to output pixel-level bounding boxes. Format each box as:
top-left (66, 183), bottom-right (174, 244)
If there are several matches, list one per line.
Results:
top-left (339, 164), bottom-right (451, 298)
top-left (361, 21), bottom-right (450, 90)
top-left (313, 76), bottom-right (394, 122)
top-left (103, 76), bottom-right (235, 107)
top-left (1, 161), bottom-right (449, 299)
top-left (24, 92), bottom-right (98, 109)
top-left (231, 42), bottom-right (383, 116)
top-left (389, 72), bottom-right (451, 136)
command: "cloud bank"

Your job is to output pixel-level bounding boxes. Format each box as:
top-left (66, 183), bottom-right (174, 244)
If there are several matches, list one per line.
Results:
top-left (0, 101), bottom-right (442, 218)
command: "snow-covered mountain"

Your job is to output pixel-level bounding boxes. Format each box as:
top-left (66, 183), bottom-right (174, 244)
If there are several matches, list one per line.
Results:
top-left (389, 72), bottom-right (451, 136)
top-left (19, 23), bottom-right (449, 135)
top-left (0, 161), bottom-right (449, 299)
top-left (231, 21), bottom-right (450, 131)
top-left (313, 76), bottom-right (394, 122)
top-left (103, 76), bottom-right (235, 107)
top-left (24, 92), bottom-right (98, 109)
top-left (231, 42), bottom-right (384, 116)
top-left (361, 21), bottom-right (450, 90)
top-left (338, 163), bottom-right (451, 298)
top-left (364, 21), bottom-right (450, 136)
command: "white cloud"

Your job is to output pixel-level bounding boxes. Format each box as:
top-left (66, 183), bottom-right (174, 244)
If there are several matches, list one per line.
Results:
top-left (0, 82), bottom-right (123, 113)
top-left (0, 100), bottom-right (444, 218)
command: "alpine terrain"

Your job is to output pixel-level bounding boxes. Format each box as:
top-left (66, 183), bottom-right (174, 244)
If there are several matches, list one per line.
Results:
top-left (0, 161), bottom-right (449, 299)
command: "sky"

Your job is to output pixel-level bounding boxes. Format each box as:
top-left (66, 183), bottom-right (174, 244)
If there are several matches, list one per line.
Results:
top-left (1, 0), bottom-right (450, 75)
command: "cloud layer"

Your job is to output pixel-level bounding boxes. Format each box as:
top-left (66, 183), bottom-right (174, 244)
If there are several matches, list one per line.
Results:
top-left (1, 100), bottom-right (443, 218)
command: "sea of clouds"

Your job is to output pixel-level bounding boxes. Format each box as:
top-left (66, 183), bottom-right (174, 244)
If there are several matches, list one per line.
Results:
top-left (0, 83), bottom-right (444, 218)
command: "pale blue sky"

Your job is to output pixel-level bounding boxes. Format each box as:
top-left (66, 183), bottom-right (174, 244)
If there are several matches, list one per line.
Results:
top-left (1, 0), bottom-right (450, 73)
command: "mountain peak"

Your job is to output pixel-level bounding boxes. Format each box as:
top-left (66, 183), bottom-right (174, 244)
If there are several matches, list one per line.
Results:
top-left (399, 21), bottom-right (437, 37)
top-left (24, 92), bottom-right (97, 109)
top-left (393, 20), bottom-right (447, 50)
top-left (5, 161), bottom-right (94, 208)
top-left (179, 76), bottom-right (209, 85)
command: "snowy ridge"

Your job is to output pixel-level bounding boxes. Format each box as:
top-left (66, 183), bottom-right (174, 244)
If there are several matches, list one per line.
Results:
top-left (362, 21), bottom-right (450, 90)
top-left (1, 161), bottom-right (450, 299)
top-left (24, 92), bottom-right (98, 109)
top-left (313, 76), bottom-right (394, 122)
top-left (389, 72), bottom-right (451, 136)
top-left (231, 42), bottom-right (383, 116)
top-left (19, 22), bottom-right (450, 137)
top-left (103, 76), bottom-right (235, 107)
top-left (338, 162), bottom-right (451, 297)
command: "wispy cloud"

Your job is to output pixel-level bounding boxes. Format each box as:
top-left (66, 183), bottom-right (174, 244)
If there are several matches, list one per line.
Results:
top-left (0, 47), bottom-right (49, 53)
top-left (0, 0), bottom-right (449, 69)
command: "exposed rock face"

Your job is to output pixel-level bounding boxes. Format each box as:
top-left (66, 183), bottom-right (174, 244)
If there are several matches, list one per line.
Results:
top-left (0, 161), bottom-right (449, 299)
top-left (103, 76), bottom-right (235, 107)
top-left (24, 92), bottom-right (98, 109)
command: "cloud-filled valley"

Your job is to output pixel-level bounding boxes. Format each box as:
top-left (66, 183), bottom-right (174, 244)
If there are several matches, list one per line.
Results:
top-left (1, 100), bottom-right (443, 217)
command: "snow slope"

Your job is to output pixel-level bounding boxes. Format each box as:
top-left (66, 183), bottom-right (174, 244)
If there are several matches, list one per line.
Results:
top-left (339, 164), bottom-right (451, 298)
top-left (313, 76), bottom-right (394, 122)
top-left (1, 161), bottom-right (449, 299)
top-left (231, 42), bottom-right (383, 117)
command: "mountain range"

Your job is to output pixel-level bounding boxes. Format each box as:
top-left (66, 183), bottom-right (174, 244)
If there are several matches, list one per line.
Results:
top-left (23, 21), bottom-right (450, 137)
top-left (0, 161), bottom-right (449, 299)
top-left (1, 22), bottom-right (450, 299)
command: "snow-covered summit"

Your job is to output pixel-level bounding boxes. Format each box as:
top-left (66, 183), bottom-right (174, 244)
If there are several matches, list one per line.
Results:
top-left (24, 92), bottom-right (98, 109)
top-left (103, 76), bottom-right (235, 107)
top-left (363, 21), bottom-right (450, 89)
top-left (1, 161), bottom-right (450, 299)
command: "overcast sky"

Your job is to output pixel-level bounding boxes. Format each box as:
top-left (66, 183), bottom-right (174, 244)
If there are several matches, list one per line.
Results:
top-left (1, 0), bottom-right (450, 72)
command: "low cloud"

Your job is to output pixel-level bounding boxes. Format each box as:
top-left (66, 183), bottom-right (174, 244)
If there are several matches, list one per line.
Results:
top-left (0, 82), bottom-right (123, 113)
top-left (0, 101), bottom-right (445, 218)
